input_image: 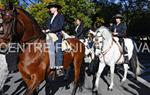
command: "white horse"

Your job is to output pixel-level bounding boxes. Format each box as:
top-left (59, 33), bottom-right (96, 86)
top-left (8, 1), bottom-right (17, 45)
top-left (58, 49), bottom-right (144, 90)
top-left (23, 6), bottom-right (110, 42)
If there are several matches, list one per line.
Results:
top-left (93, 26), bottom-right (143, 92)
top-left (0, 54), bottom-right (8, 93)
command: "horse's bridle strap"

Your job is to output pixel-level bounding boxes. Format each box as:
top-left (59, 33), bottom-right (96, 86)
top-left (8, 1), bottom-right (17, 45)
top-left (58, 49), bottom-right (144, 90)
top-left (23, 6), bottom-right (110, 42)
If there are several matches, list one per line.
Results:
top-left (101, 38), bottom-right (113, 55)
top-left (22, 35), bottom-right (44, 43)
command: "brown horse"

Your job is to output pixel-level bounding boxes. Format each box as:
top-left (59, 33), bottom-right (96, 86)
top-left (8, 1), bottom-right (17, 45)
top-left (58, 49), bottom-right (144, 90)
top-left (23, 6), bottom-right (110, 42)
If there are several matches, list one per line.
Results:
top-left (0, 4), bottom-right (85, 95)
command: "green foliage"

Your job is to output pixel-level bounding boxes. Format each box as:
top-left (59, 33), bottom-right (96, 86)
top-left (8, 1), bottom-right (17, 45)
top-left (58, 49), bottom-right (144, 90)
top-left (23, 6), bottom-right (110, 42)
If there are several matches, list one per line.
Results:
top-left (26, 0), bottom-right (96, 33)
top-left (128, 12), bottom-right (150, 36)
top-left (93, 3), bottom-right (121, 27)
top-left (1, 0), bottom-right (150, 37)
top-left (94, 17), bottom-right (105, 28)
top-left (57, 0), bottom-right (96, 31)
top-left (27, 3), bottom-right (49, 27)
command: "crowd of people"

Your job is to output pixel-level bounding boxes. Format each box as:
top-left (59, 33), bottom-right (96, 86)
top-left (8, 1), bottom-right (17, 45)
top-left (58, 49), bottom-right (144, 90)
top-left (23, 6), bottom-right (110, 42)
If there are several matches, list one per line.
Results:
top-left (0, 2), bottom-right (130, 94)
top-left (44, 2), bottom-right (128, 71)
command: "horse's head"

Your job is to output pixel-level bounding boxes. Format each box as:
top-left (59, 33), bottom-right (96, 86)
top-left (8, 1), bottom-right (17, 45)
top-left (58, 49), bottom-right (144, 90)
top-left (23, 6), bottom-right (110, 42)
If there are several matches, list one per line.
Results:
top-left (0, 4), bottom-right (15, 50)
top-left (93, 27), bottom-right (104, 50)
top-left (0, 3), bottom-right (45, 49)
top-left (93, 26), bottom-right (112, 55)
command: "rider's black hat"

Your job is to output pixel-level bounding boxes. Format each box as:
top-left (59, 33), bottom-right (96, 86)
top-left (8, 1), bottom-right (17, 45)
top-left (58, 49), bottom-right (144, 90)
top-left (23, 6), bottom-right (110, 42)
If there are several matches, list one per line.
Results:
top-left (46, 2), bottom-right (62, 9)
top-left (113, 14), bottom-right (123, 19)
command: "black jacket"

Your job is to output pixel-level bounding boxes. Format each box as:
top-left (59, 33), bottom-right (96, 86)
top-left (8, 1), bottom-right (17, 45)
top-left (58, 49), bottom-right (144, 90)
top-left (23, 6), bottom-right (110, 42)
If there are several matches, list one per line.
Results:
top-left (75, 23), bottom-right (84, 39)
top-left (114, 22), bottom-right (127, 37)
top-left (47, 13), bottom-right (64, 34)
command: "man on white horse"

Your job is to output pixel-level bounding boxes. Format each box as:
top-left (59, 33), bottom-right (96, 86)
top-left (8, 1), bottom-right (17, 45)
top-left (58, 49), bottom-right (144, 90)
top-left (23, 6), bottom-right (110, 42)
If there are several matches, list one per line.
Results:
top-left (113, 14), bottom-right (129, 64)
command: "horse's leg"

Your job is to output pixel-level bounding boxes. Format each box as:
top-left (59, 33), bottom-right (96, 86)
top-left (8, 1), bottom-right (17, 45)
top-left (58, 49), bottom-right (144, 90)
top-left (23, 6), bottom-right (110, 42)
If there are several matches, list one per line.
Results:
top-left (93, 62), bottom-right (106, 91)
top-left (64, 67), bottom-right (71, 90)
top-left (92, 74), bottom-right (96, 90)
top-left (121, 64), bottom-right (129, 82)
top-left (109, 63), bottom-right (115, 90)
top-left (24, 73), bottom-right (44, 95)
top-left (45, 75), bottom-right (54, 95)
top-left (24, 65), bottom-right (46, 95)
top-left (18, 63), bottom-right (31, 88)
top-left (71, 60), bottom-right (82, 95)
top-left (18, 64), bottom-right (35, 95)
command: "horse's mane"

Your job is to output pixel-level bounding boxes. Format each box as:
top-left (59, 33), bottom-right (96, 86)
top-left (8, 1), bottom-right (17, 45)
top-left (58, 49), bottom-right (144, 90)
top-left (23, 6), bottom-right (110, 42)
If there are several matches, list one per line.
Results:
top-left (16, 7), bottom-right (45, 36)
top-left (100, 26), bottom-right (112, 33)
top-left (96, 26), bottom-right (111, 34)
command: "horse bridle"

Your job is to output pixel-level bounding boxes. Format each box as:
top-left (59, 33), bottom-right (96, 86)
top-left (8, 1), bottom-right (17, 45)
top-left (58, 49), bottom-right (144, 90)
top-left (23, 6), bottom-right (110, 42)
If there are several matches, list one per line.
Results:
top-left (2, 8), bottom-right (44, 44)
top-left (94, 31), bottom-right (114, 56)
top-left (0, 8), bottom-right (19, 42)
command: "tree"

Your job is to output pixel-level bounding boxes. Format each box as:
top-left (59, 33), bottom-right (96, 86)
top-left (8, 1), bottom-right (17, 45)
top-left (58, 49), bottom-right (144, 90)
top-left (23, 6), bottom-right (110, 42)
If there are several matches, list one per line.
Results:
top-left (57, 0), bottom-right (96, 33)
top-left (92, 2), bottom-right (121, 29)
top-left (27, 0), bottom-right (95, 34)
top-left (0, 0), bottom-right (19, 6)
top-left (27, 3), bottom-right (49, 27)
top-left (119, 0), bottom-right (150, 36)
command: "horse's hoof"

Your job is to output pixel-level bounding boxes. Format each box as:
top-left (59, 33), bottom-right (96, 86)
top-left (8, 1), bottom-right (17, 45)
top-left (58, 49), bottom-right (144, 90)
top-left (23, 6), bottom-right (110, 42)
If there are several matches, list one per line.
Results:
top-left (79, 87), bottom-right (83, 92)
top-left (92, 90), bottom-right (98, 95)
top-left (121, 78), bottom-right (126, 82)
top-left (92, 87), bottom-right (97, 92)
top-left (65, 85), bottom-right (70, 90)
top-left (108, 88), bottom-right (113, 91)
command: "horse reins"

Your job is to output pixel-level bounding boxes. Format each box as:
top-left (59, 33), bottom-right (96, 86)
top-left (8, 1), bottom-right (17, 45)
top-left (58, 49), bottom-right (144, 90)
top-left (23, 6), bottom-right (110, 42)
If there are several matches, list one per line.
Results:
top-left (11, 8), bottom-right (45, 44)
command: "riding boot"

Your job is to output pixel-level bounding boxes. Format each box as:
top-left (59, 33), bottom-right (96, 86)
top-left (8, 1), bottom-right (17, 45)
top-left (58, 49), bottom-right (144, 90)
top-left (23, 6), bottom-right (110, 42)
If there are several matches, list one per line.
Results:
top-left (55, 34), bottom-right (64, 76)
top-left (55, 51), bottom-right (64, 76)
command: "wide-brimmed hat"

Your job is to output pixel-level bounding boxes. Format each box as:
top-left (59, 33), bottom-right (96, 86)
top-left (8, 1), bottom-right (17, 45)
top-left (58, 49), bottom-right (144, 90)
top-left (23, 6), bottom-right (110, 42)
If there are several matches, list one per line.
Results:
top-left (88, 30), bottom-right (95, 36)
top-left (46, 2), bottom-right (62, 9)
top-left (113, 14), bottom-right (123, 19)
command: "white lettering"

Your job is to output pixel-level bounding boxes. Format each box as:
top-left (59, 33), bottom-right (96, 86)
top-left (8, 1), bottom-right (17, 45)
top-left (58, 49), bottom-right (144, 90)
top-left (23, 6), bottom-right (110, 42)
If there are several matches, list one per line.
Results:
top-left (141, 42), bottom-right (150, 53)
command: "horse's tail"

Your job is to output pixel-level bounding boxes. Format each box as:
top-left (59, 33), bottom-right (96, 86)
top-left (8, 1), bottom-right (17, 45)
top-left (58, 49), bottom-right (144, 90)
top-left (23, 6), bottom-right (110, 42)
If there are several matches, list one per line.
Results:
top-left (130, 42), bottom-right (143, 79)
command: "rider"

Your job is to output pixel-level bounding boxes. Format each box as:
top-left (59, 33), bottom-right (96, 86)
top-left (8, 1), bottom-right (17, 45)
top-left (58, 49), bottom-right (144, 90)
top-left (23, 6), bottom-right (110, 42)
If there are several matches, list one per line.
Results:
top-left (74, 18), bottom-right (84, 39)
top-left (46, 2), bottom-right (64, 70)
top-left (113, 14), bottom-right (129, 64)
top-left (87, 30), bottom-right (95, 49)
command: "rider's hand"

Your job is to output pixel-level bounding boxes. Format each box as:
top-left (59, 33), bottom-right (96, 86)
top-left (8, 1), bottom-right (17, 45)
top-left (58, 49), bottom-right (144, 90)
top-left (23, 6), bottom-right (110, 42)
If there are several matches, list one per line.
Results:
top-left (42, 29), bottom-right (50, 34)
top-left (113, 32), bottom-right (118, 35)
top-left (71, 35), bottom-right (75, 38)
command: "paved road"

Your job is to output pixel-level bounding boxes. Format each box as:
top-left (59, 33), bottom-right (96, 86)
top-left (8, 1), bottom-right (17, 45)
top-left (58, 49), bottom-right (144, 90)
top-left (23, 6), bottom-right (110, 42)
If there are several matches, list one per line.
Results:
top-left (3, 53), bottom-right (150, 95)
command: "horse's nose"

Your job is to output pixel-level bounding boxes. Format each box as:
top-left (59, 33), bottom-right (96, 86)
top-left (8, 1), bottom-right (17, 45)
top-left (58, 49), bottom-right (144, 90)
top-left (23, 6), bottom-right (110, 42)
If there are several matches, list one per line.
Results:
top-left (95, 37), bottom-right (99, 42)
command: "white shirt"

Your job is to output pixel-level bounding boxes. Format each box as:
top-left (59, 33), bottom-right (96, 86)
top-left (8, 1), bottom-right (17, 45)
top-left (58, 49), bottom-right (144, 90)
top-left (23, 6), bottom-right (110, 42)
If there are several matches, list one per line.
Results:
top-left (75, 25), bottom-right (80, 33)
top-left (50, 14), bottom-right (57, 24)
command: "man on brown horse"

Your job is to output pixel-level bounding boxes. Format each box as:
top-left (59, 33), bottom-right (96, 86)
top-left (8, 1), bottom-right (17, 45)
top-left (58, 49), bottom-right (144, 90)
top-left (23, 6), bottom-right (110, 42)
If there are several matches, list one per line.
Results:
top-left (45, 2), bottom-right (64, 74)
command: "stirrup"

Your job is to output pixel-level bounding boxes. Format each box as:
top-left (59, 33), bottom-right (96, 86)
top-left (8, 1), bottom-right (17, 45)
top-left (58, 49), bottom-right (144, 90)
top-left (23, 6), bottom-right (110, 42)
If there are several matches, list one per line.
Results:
top-left (55, 66), bottom-right (63, 69)
top-left (56, 69), bottom-right (64, 76)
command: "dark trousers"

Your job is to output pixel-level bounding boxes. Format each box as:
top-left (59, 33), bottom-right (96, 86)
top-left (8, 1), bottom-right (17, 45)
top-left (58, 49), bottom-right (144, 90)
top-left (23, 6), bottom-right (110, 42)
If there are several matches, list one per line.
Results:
top-left (118, 37), bottom-right (127, 54)
top-left (55, 33), bottom-right (63, 67)
top-left (118, 37), bottom-right (129, 63)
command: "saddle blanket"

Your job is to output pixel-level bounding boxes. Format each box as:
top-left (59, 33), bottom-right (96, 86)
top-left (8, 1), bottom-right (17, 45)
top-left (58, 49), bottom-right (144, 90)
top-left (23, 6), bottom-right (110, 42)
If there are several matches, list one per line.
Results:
top-left (46, 33), bottom-right (72, 51)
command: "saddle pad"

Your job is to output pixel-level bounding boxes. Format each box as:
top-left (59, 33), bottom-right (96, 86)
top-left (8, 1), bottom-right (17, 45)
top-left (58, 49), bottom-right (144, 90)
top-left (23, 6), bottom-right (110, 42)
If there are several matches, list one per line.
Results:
top-left (46, 33), bottom-right (71, 51)
top-left (62, 40), bottom-right (72, 51)
top-left (46, 33), bottom-right (58, 42)
top-left (113, 37), bottom-right (123, 52)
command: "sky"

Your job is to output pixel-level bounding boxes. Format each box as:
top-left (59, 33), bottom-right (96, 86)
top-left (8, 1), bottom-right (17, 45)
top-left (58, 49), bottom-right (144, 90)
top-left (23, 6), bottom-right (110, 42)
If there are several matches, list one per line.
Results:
top-left (108, 0), bottom-right (120, 4)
